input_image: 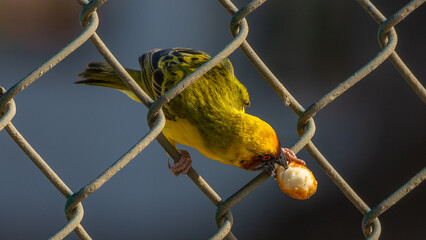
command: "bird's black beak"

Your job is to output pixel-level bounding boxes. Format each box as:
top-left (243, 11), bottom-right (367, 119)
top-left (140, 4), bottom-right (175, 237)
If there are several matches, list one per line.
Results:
top-left (278, 149), bottom-right (289, 169)
top-left (261, 148), bottom-right (289, 176)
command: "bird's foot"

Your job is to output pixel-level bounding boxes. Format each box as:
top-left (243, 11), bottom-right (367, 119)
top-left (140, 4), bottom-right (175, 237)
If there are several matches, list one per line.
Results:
top-left (282, 148), bottom-right (306, 166)
top-left (168, 149), bottom-right (192, 176)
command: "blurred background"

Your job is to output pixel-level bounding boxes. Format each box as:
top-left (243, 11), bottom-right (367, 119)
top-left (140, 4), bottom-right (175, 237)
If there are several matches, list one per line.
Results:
top-left (0, 0), bottom-right (425, 239)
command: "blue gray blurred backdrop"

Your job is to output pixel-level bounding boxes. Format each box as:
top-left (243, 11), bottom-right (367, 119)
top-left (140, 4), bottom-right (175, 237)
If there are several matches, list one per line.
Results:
top-left (0, 0), bottom-right (425, 239)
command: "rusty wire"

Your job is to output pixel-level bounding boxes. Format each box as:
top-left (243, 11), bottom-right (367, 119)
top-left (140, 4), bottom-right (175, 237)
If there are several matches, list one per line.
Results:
top-left (0, 0), bottom-right (425, 239)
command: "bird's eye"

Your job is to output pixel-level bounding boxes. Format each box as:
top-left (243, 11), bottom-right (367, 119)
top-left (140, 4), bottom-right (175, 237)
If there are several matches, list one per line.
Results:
top-left (262, 155), bottom-right (271, 161)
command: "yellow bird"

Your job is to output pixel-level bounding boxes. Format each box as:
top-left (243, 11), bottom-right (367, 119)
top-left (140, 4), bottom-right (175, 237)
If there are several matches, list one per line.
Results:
top-left (76, 48), bottom-right (303, 175)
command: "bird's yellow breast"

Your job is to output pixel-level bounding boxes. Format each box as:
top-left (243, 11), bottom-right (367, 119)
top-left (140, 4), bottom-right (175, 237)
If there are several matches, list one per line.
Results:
top-left (162, 118), bottom-right (238, 164)
top-left (162, 119), bottom-right (209, 156)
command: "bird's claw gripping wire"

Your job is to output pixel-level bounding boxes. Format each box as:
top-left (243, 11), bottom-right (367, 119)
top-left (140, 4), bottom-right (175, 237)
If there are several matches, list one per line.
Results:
top-left (282, 148), bottom-right (306, 166)
top-left (168, 149), bottom-right (192, 176)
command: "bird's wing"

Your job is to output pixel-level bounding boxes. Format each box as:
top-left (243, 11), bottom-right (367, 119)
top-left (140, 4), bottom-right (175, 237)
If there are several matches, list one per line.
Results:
top-left (139, 48), bottom-right (250, 120)
top-left (76, 48), bottom-right (250, 121)
top-left (138, 48), bottom-right (209, 100)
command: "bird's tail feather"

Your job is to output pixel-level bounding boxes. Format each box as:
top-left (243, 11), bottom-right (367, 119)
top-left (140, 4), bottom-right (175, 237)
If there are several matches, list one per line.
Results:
top-left (76, 62), bottom-right (143, 102)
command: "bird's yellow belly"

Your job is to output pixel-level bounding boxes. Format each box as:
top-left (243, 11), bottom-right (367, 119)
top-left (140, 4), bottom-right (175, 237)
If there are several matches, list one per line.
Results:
top-left (162, 119), bottom-right (227, 161)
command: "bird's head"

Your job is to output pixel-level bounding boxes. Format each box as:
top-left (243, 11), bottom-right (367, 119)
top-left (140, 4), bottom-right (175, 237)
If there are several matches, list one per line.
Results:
top-left (234, 115), bottom-right (288, 172)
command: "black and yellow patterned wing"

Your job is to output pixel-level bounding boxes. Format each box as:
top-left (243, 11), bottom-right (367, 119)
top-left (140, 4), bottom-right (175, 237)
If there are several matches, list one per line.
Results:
top-left (76, 48), bottom-right (250, 121)
top-left (138, 48), bottom-right (250, 120)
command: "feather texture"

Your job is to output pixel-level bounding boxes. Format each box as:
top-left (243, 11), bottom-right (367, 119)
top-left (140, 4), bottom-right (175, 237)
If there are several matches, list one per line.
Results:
top-left (76, 48), bottom-right (280, 170)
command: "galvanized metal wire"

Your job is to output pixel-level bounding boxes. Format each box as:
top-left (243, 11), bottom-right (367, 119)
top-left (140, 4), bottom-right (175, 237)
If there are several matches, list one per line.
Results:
top-left (0, 0), bottom-right (425, 239)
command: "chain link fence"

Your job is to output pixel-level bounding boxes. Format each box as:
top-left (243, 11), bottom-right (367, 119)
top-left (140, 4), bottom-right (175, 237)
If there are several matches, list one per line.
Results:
top-left (0, 0), bottom-right (425, 239)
